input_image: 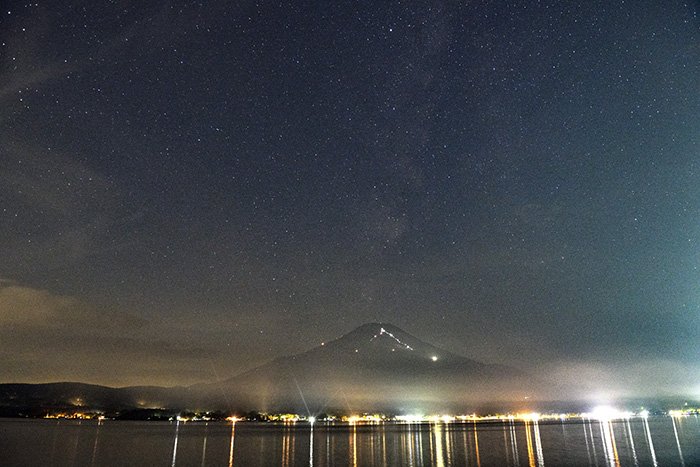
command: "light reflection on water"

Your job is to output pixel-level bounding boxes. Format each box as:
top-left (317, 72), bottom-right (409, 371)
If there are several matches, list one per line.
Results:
top-left (228, 421), bottom-right (235, 467)
top-left (642, 416), bottom-right (658, 467)
top-left (308, 421), bottom-right (314, 467)
top-left (510, 418), bottom-right (520, 465)
top-left (623, 418), bottom-right (638, 467)
top-left (90, 418), bottom-right (101, 467)
top-left (671, 415), bottom-right (685, 467)
top-left (0, 416), bottom-right (699, 466)
top-left (200, 422), bottom-right (208, 467)
top-left (598, 419), bottom-right (620, 467)
top-left (473, 419), bottom-right (482, 467)
top-left (171, 419), bottom-right (180, 467)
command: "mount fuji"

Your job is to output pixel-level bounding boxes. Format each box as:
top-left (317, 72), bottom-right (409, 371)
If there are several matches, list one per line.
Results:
top-left (198, 322), bottom-right (531, 412)
top-left (0, 323), bottom-right (533, 414)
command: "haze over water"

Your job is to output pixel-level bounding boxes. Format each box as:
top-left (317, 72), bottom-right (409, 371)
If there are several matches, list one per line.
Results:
top-left (1, 416), bottom-right (697, 466)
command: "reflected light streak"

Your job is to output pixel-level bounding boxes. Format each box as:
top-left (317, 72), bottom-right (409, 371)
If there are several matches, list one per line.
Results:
top-left (599, 422), bottom-right (610, 464)
top-left (473, 420), bottom-right (481, 467)
top-left (462, 425), bottom-right (470, 465)
top-left (582, 420), bottom-right (592, 466)
top-left (282, 426), bottom-right (288, 467)
top-left (405, 425), bottom-right (414, 466)
top-left (671, 416), bottom-right (685, 467)
top-left (381, 424), bottom-right (387, 465)
top-left (510, 418), bottom-right (520, 466)
top-left (428, 421), bottom-right (435, 465)
top-left (433, 422), bottom-right (445, 467)
top-left (68, 420), bottom-right (81, 466)
top-left (171, 420), bottom-right (180, 467)
top-left (201, 423), bottom-right (208, 467)
top-left (325, 423), bottom-right (331, 465)
top-left (445, 421), bottom-right (453, 467)
top-left (586, 418), bottom-right (598, 464)
top-left (625, 418), bottom-right (638, 467)
top-left (90, 420), bottom-right (101, 467)
top-left (291, 423), bottom-right (298, 465)
top-left (417, 422), bottom-right (424, 465)
top-left (611, 422), bottom-right (620, 466)
top-left (502, 422), bottom-right (510, 465)
top-left (599, 421), bottom-right (620, 467)
top-left (282, 425), bottom-right (293, 467)
top-left (309, 420), bottom-right (314, 467)
top-left (399, 428), bottom-right (406, 465)
top-left (351, 421), bottom-right (357, 467)
top-left (228, 420), bottom-right (236, 467)
top-left (533, 418), bottom-right (545, 467)
top-left (642, 417), bottom-right (658, 467)
top-left (525, 421), bottom-right (536, 467)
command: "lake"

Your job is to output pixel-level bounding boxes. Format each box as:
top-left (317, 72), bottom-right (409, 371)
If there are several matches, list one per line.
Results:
top-left (0, 416), bottom-right (697, 466)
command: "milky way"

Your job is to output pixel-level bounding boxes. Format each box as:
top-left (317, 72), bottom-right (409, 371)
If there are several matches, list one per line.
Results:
top-left (0, 1), bottom-right (698, 396)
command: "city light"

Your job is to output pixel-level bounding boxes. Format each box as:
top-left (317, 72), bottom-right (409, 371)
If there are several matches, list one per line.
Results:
top-left (395, 414), bottom-right (424, 423)
top-left (585, 406), bottom-right (633, 421)
top-left (38, 406), bottom-right (699, 425)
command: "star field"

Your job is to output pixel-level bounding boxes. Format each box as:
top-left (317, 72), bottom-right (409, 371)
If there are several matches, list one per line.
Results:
top-left (0, 1), bottom-right (698, 395)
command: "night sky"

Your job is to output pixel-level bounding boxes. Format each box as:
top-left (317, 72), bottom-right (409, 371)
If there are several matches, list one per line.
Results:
top-left (1, 1), bottom-right (698, 398)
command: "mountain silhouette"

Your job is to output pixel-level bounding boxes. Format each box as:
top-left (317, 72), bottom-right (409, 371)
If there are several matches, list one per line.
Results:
top-left (199, 322), bottom-right (530, 412)
top-left (0, 323), bottom-right (533, 414)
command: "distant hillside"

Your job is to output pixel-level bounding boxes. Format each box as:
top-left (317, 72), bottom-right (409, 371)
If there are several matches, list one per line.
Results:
top-left (0, 382), bottom-right (193, 415)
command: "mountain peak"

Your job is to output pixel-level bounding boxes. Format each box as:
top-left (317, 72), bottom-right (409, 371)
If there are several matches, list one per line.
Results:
top-left (210, 321), bottom-right (529, 411)
top-left (352, 322), bottom-right (393, 333)
top-left (347, 322), bottom-right (409, 337)
top-left (345, 322), bottom-right (409, 335)
top-left (322, 322), bottom-right (452, 361)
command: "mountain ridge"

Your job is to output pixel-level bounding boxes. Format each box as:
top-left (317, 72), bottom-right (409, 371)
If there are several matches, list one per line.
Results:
top-left (0, 322), bottom-right (530, 413)
top-left (199, 322), bottom-right (527, 412)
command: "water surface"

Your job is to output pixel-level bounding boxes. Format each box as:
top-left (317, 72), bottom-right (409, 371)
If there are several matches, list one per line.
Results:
top-left (0, 416), bottom-right (697, 466)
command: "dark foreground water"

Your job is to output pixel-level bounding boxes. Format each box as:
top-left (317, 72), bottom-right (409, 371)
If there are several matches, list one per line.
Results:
top-left (0, 416), bottom-right (698, 466)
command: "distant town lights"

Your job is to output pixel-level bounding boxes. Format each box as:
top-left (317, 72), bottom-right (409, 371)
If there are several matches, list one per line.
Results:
top-left (395, 414), bottom-right (424, 423)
